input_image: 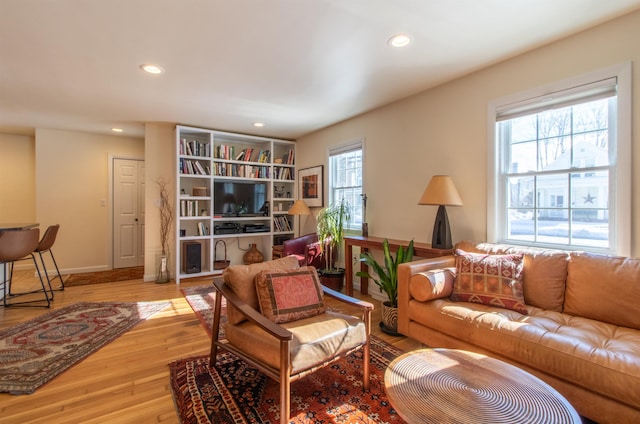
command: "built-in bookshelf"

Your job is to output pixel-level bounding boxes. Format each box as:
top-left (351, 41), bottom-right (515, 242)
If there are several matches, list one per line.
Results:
top-left (175, 125), bottom-right (296, 283)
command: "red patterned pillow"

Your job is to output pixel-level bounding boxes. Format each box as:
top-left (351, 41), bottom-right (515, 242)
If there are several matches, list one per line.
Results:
top-left (451, 249), bottom-right (528, 314)
top-left (255, 267), bottom-right (326, 323)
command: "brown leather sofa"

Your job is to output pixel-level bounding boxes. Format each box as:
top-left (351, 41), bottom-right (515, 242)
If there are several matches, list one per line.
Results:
top-left (398, 241), bottom-right (640, 424)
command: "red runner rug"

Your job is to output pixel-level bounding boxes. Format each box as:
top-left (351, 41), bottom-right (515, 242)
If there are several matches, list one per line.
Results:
top-left (0, 301), bottom-right (169, 394)
top-left (176, 284), bottom-right (406, 423)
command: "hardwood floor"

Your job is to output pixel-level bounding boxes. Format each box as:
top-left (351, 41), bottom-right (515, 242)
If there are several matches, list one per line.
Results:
top-left (0, 270), bottom-right (423, 424)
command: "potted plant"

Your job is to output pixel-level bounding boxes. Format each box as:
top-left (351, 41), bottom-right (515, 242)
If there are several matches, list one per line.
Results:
top-left (316, 198), bottom-right (351, 291)
top-left (156, 177), bottom-right (174, 283)
top-left (357, 239), bottom-right (414, 334)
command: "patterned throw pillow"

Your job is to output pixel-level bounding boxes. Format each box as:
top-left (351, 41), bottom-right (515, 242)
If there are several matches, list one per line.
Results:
top-left (255, 267), bottom-right (326, 323)
top-left (451, 249), bottom-right (528, 314)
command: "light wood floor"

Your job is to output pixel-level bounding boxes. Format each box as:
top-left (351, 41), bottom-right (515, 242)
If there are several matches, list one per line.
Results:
top-left (0, 270), bottom-right (423, 424)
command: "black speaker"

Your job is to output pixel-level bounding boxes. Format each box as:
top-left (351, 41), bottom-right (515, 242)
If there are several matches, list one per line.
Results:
top-left (183, 242), bottom-right (201, 274)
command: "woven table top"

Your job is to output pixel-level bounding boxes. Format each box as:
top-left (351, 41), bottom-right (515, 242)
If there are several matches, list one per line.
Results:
top-left (384, 348), bottom-right (581, 424)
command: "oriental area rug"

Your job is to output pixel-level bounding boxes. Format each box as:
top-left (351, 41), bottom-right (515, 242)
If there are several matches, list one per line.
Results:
top-left (0, 301), bottom-right (169, 394)
top-left (175, 284), bottom-right (406, 423)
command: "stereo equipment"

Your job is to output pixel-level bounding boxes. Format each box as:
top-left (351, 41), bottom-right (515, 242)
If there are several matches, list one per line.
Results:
top-left (183, 242), bottom-right (201, 274)
top-left (243, 223), bottom-right (269, 233)
top-left (214, 222), bottom-right (241, 234)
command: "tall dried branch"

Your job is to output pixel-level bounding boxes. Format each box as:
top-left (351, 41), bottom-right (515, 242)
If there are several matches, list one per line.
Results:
top-left (156, 177), bottom-right (174, 255)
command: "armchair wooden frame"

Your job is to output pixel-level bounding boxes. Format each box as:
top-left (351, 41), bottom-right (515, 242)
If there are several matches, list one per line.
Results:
top-left (210, 279), bottom-right (373, 424)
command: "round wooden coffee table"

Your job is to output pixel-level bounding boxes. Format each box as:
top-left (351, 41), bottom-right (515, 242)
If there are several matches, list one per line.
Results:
top-left (384, 348), bottom-right (581, 423)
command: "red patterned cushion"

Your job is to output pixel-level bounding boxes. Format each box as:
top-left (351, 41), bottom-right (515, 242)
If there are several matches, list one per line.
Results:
top-left (451, 249), bottom-right (528, 314)
top-left (255, 267), bottom-right (326, 323)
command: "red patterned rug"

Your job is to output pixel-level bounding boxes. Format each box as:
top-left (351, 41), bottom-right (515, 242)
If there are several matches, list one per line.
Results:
top-left (176, 285), bottom-right (406, 423)
top-left (0, 301), bottom-right (169, 394)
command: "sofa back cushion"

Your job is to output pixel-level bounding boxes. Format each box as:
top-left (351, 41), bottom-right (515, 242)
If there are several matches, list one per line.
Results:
top-left (565, 252), bottom-right (640, 330)
top-left (455, 241), bottom-right (568, 312)
top-left (223, 255), bottom-right (300, 324)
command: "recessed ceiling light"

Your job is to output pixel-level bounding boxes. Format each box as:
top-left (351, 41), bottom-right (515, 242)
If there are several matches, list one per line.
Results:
top-left (112, 128), bottom-right (123, 133)
top-left (388, 34), bottom-right (412, 47)
top-left (253, 122), bottom-right (265, 127)
top-left (140, 64), bottom-right (164, 74)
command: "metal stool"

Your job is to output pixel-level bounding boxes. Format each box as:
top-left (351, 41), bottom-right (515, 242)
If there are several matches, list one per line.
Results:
top-left (0, 228), bottom-right (52, 307)
top-left (34, 224), bottom-right (64, 292)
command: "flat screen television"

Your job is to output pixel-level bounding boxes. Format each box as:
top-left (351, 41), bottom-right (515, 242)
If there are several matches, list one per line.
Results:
top-left (213, 181), bottom-right (268, 216)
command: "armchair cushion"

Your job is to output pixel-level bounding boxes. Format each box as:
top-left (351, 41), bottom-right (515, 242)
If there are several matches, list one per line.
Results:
top-left (223, 255), bottom-right (300, 324)
top-left (224, 310), bottom-right (367, 374)
top-left (256, 267), bottom-right (326, 323)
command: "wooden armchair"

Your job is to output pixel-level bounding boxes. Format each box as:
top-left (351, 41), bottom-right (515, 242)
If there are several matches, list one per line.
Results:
top-left (210, 257), bottom-right (372, 424)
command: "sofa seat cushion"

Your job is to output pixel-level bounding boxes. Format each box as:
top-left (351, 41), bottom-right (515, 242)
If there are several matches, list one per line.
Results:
top-left (224, 310), bottom-right (366, 375)
top-left (408, 298), bottom-right (640, 408)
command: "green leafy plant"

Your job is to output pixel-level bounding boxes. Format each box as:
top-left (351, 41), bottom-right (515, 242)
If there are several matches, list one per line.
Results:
top-left (357, 239), bottom-right (414, 307)
top-left (316, 198), bottom-right (351, 273)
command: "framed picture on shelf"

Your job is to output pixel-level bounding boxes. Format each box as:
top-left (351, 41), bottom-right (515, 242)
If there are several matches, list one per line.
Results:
top-left (299, 165), bottom-right (323, 207)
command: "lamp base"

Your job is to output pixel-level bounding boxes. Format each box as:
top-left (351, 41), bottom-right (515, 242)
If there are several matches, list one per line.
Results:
top-left (431, 205), bottom-right (453, 249)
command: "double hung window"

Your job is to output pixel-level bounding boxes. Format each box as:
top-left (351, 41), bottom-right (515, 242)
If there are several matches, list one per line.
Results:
top-left (328, 139), bottom-right (364, 231)
top-left (488, 63), bottom-right (631, 254)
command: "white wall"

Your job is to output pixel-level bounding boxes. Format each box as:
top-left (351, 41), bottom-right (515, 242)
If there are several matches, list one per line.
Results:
top-left (35, 128), bottom-right (144, 273)
top-left (297, 9), bottom-right (640, 257)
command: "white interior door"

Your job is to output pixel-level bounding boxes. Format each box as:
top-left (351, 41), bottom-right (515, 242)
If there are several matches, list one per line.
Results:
top-left (113, 158), bottom-right (144, 268)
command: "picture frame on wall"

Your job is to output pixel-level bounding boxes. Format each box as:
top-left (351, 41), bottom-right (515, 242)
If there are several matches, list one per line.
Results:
top-left (299, 165), bottom-right (324, 207)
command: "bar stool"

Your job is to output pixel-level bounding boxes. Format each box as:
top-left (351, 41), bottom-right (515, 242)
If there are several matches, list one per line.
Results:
top-left (34, 224), bottom-right (64, 292)
top-left (0, 228), bottom-right (52, 308)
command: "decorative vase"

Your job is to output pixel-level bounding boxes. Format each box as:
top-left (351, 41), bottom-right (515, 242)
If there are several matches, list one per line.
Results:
top-left (243, 243), bottom-right (264, 264)
top-left (156, 254), bottom-right (170, 284)
top-left (380, 301), bottom-right (399, 334)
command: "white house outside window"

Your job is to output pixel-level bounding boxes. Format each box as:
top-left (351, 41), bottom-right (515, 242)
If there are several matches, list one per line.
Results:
top-left (488, 63), bottom-right (631, 255)
top-left (329, 139), bottom-right (364, 231)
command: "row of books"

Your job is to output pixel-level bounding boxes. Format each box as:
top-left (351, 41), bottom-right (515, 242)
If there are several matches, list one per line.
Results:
top-left (273, 166), bottom-right (293, 180)
top-left (273, 216), bottom-right (293, 232)
top-left (215, 145), bottom-right (271, 163)
top-left (214, 163), bottom-right (270, 179)
top-left (180, 200), bottom-right (206, 217)
top-left (197, 222), bottom-right (209, 236)
top-left (180, 138), bottom-right (211, 158)
top-left (281, 149), bottom-right (295, 165)
top-left (180, 159), bottom-right (210, 175)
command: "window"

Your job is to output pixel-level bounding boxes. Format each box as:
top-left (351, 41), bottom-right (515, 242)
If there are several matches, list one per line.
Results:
top-left (328, 139), bottom-right (364, 231)
top-left (488, 63), bottom-right (631, 255)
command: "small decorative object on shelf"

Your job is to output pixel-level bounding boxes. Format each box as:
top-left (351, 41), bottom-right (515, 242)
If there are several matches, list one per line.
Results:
top-left (361, 193), bottom-right (368, 237)
top-left (243, 243), bottom-right (264, 264)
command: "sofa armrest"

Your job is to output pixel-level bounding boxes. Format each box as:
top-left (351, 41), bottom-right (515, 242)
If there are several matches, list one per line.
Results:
top-left (398, 256), bottom-right (455, 335)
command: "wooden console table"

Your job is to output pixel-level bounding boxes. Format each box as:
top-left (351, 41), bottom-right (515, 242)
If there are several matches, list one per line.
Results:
top-left (344, 236), bottom-right (451, 296)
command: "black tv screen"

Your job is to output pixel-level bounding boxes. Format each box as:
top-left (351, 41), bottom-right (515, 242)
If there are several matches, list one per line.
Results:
top-left (213, 181), bottom-right (268, 216)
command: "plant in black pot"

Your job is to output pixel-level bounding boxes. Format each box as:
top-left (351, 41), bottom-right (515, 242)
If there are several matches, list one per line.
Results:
top-left (357, 238), bottom-right (414, 334)
top-left (316, 198), bottom-right (351, 291)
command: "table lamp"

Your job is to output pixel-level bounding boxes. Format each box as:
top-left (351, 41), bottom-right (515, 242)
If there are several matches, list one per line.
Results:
top-left (418, 175), bottom-right (463, 249)
top-left (287, 199), bottom-right (311, 236)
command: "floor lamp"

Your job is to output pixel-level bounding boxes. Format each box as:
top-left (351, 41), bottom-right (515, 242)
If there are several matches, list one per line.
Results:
top-left (287, 199), bottom-right (311, 237)
top-left (418, 175), bottom-right (463, 249)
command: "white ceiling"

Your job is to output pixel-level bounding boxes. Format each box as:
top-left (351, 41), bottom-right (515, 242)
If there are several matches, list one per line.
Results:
top-left (1, 0), bottom-right (639, 140)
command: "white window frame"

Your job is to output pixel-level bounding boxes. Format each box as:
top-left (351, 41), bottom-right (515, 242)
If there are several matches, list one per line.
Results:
top-left (328, 138), bottom-right (365, 231)
top-left (487, 62), bottom-right (631, 255)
